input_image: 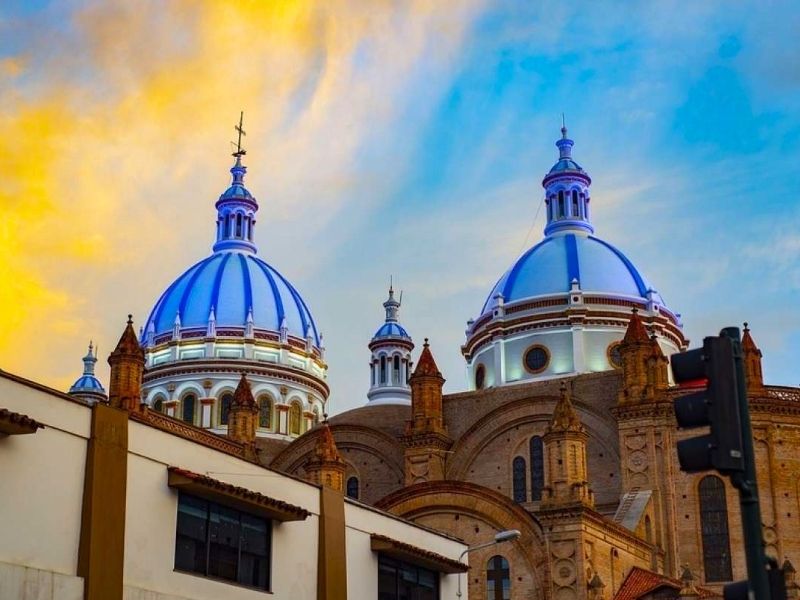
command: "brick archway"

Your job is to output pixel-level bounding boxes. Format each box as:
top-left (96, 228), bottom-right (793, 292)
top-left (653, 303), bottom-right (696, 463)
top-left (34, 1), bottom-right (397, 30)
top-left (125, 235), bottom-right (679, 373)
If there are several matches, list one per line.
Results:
top-left (377, 481), bottom-right (550, 600)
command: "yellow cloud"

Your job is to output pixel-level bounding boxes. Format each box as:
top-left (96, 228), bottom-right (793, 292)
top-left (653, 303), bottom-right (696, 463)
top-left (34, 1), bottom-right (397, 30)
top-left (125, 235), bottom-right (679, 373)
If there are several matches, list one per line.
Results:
top-left (0, 0), bottom-right (484, 388)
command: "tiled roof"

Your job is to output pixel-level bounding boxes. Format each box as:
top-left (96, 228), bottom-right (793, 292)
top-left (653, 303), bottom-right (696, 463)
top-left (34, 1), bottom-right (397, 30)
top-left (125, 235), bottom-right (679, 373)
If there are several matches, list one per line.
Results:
top-left (0, 408), bottom-right (44, 435)
top-left (370, 534), bottom-right (467, 574)
top-left (167, 467), bottom-right (310, 522)
top-left (614, 567), bottom-right (717, 600)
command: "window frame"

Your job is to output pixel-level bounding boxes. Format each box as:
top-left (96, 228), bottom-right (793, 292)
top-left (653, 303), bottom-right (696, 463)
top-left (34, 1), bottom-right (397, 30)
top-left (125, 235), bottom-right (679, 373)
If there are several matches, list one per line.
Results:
top-left (522, 344), bottom-right (550, 375)
top-left (174, 491), bottom-right (273, 592)
top-left (378, 554), bottom-right (440, 600)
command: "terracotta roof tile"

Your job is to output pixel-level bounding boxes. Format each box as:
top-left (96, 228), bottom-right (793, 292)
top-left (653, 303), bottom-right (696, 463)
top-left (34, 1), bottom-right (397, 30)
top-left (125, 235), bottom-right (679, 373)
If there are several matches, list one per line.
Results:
top-left (370, 534), bottom-right (467, 574)
top-left (0, 408), bottom-right (45, 435)
top-left (614, 567), bottom-right (717, 600)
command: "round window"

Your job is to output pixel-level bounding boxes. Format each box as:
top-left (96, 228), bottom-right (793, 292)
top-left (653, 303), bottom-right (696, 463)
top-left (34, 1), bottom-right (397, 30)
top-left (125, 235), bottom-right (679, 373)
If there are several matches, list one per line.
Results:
top-left (608, 343), bottom-right (623, 369)
top-left (524, 345), bottom-right (549, 374)
top-left (475, 365), bottom-right (486, 390)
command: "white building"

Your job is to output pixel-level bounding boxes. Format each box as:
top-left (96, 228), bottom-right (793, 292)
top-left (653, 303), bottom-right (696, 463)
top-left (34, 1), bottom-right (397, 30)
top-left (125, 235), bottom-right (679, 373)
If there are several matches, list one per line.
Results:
top-left (0, 368), bottom-right (468, 600)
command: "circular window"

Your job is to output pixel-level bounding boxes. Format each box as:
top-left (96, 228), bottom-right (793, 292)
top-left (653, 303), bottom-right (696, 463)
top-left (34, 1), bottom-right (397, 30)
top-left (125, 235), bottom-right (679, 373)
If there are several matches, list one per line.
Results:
top-left (608, 343), bottom-right (623, 369)
top-left (523, 345), bottom-right (550, 374)
top-left (475, 364), bottom-right (486, 390)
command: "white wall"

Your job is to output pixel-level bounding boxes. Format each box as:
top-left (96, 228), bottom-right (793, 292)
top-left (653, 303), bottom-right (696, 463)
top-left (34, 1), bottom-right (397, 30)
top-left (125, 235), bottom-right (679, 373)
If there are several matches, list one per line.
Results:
top-left (344, 500), bottom-right (467, 600)
top-left (0, 377), bottom-right (89, 577)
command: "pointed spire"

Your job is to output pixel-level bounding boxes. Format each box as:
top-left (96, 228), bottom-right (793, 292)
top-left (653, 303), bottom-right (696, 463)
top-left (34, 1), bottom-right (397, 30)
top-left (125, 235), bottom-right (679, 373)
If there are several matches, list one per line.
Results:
top-left (623, 308), bottom-right (649, 344)
top-left (543, 122), bottom-right (593, 236)
top-left (679, 567), bottom-right (700, 599)
top-left (145, 320), bottom-right (155, 346)
top-left (227, 373), bottom-right (259, 453)
top-left (232, 373), bottom-right (257, 410)
top-left (172, 311), bottom-right (182, 340)
top-left (383, 283), bottom-right (401, 323)
top-left (82, 341), bottom-right (97, 375)
top-left (108, 315), bottom-right (145, 411)
top-left (245, 306), bottom-right (255, 338)
top-left (279, 317), bottom-right (288, 343)
top-left (207, 306), bottom-right (216, 337)
top-left (305, 418), bottom-right (346, 491)
top-left (413, 338), bottom-right (442, 378)
top-left (547, 381), bottom-right (583, 434)
top-left (741, 322), bottom-right (764, 392)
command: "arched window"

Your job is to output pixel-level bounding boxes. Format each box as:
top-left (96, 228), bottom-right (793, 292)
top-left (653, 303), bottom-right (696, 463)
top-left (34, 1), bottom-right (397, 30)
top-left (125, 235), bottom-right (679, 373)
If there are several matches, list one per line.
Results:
top-left (346, 477), bottom-right (359, 500)
top-left (699, 475), bottom-right (733, 582)
top-left (236, 213), bottom-right (243, 237)
top-left (153, 397), bottom-right (164, 413)
top-left (512, 457), bottom-right (527, 503)
top-left (530, 436), bottom-right (544, 501)
top-left (371, 361), bottom-right (376, 386)
top-left (289, 402), bottom-right (302, 435)
top-left (220, 393), bottom-right (233, 425)
top-left (572, 190), bottom-right (579, 217)
top-left (486, 555), bottom-right (511, 600)
top-left (393, 355), bottom-right (400, 384)
top-left (475, 364), bottom-right (486, 390)
top-left (558, 190), bottom-right (565, 218)
top-left (182, 394), bottom-right (196, 424)
top-left (644, 515), bottom-right (653, 543)
top-left (258, 396), bottom-right (272, 429)
top-left (380, 356), bottom-right (387, 384)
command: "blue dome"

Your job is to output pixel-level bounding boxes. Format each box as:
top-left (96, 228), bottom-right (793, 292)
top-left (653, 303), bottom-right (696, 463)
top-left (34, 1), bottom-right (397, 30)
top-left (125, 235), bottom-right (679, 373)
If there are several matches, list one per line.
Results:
top-left (374, 322), bottom-right (410, 339)
top-left (143, 250), bottom-right (320, 344)
top-left (69, 374), bottom-right (105, 394)
top-left (481, 233), bottom-right (665, 314)
top-left (548, 158), bottom-right (585, 174)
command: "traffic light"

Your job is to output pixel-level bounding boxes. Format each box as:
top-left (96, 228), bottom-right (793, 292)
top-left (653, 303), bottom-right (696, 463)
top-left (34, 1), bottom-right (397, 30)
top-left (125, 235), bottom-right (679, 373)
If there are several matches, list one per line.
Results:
top-left (671, 335), bottom-right (745, 474)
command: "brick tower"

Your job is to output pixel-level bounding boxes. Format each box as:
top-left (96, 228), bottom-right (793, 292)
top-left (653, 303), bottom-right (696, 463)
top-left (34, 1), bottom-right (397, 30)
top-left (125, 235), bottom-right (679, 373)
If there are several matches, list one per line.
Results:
top-left (401, 339), bottom-right (451, 485)
top-left (305, 420), bottom-right (347, 492)
top-left (107, 315), bottom-right (145, 411)
top-left (227, 374), bottom-right (259, 458)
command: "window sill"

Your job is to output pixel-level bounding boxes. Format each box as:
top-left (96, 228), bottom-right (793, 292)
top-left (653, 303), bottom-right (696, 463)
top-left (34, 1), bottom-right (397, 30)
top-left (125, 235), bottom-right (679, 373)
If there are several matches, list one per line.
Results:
top-left (173, 568), bottom-right (272, 595)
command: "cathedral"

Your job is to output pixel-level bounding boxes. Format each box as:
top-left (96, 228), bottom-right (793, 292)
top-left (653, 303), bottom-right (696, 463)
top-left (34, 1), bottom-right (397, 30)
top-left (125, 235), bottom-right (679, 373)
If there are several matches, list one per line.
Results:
top-left (67, 124), bottom-right (800, 600)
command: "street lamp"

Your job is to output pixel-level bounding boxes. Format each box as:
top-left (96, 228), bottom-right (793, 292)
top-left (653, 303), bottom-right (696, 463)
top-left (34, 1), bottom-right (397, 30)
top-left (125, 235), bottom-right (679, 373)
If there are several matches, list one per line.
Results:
top-left (456, 529), bottom-right (521, 598)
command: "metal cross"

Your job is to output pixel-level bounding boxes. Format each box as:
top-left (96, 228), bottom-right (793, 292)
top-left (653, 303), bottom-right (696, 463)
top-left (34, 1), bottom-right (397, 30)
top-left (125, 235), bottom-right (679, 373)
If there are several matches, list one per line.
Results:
top-left (233, 111), bottom-right (246, 157)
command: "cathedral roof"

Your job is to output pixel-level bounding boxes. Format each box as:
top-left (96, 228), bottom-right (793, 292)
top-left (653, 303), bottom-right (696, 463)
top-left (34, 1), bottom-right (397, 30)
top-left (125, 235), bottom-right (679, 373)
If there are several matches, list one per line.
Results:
top-left (481, 233), bottom-right (665, 315)
top-left (142, 250), bottom-right (319, 345)
top-left (141, 143), bottom-right (320, 348)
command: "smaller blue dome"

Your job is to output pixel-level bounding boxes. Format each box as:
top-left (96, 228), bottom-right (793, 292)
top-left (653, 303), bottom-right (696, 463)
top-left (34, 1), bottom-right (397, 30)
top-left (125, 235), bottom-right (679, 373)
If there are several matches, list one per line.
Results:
top-left (549, 158), bottom-right (585, 174)
top-left (219, 183), bottom-right (254, 201)
top-left (70, 375), bottom-right (106, 394)
top-left (374, 322), bottom-right (410, 339)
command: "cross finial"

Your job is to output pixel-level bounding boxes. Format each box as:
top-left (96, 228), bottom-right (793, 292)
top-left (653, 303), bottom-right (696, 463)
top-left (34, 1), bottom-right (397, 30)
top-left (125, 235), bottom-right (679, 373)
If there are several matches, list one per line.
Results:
top-left (561, 113), bottom-right (567, 138)
top-left (233, 111), bottom-right (246, 158)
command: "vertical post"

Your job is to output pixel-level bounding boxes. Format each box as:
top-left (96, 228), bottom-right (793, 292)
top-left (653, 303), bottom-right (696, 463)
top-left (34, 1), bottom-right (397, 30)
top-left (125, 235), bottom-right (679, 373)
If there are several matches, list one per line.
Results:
top-left (724, 327), bottom-right (770, 600)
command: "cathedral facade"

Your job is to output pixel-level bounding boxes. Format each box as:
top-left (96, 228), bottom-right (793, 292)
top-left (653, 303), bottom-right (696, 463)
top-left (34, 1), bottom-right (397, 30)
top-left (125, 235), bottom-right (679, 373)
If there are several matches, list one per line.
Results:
top-left (62, 124), bottom-right (800, 600)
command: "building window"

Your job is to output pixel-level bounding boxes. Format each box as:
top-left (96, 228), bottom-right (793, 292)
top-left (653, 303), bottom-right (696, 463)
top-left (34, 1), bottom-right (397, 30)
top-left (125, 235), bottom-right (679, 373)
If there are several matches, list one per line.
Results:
top-left (557, 190), bottom-right (565, 218)
top-left (378, 555), bottom-right (439, 600)
top-left (608, 342), bottom-right (623, 369)
top-left (530, 436), bottom-right (544, 501)
top-left (346, 477), bottom-right (359, 500)
top-left (258, 396), bottom-right (272, 429)
top-left (236, 213), bottom-right (243, 237)
top-left (380, 356), bottom-right (387, 384)
top-left (393, 355), bottom-right (400, 384)
top-left (572, 190), bottom-right (579, 217)
top-left (182, 394), bottom-right (196, 424)
top-left (512, 457), bottom-right (527, 503)
top-left (175, 492), bottom-right (271, 590)
top-left (220, 393), bottom-right (233, 426)
top-left (699, 475), bottom-right (733, 582)
top-left (486, 555), bottom-right (511, 600)
top-left (475, 364), bottom-right (486, 390)
top-left (523, 345), bottom-right (550, 374)
top-left (153, 397), bottom-right (165, 413)
top-left (289, 402), bottom-right (302, 435)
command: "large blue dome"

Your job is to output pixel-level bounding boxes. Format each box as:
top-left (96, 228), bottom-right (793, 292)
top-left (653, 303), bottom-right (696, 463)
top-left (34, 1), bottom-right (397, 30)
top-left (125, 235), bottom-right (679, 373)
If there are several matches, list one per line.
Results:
top-left (143, 250), bottom-right (319, 344)
top-left (481, 232), bottom-right (664, 315)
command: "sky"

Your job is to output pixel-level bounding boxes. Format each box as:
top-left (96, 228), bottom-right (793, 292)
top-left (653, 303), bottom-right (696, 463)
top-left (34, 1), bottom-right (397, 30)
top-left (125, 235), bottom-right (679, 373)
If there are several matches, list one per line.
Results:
top-left (1, 1), bottom-right (799, 413)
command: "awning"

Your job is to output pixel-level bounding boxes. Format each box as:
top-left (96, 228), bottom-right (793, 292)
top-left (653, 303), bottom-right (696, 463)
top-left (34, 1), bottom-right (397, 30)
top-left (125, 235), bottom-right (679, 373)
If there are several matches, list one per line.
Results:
top-left (0, 408), bottom-right (44, 436)
top-left (370, 534), bottom-right (468, 574)
top-left (167, 467), bottom-right (310, 522)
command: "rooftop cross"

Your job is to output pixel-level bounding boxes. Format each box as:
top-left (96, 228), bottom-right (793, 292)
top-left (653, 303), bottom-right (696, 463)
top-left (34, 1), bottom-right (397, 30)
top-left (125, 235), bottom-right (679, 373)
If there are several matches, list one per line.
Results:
top-left (233, 111), bottom-right (246, 158)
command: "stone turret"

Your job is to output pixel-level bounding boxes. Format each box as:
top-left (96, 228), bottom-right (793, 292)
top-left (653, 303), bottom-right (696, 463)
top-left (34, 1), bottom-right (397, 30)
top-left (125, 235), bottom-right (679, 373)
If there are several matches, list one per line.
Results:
top-left (542, 381), bottom-right (593, 507)
top-left (227, 374), bottom-right (259, 456)
top-left (401, 339), bottom-right (451, 485)
top-left (305, 419), bottom-right (347, 492)
top-left (618, 309), bottom-right (667, 404)
top-left (108, 315), bottom-right (145, 411)
top-left (678, 567), bottom-right (700, 600)
top-left (741, 323), bottom-right (764, 394)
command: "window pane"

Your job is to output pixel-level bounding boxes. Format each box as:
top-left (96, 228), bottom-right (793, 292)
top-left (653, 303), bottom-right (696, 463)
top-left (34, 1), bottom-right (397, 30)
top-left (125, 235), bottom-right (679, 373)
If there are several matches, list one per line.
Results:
top-left (699, 475), bottom-right (733, 582)
top-left (530, 436), bottom-right (544, 501)
top-left (379, 558), bottom-right (397, 600)
top-left (239, 514), bottom-right (270, 589)
top-left (175, 494), bottom-right (208, 574)
top-left (513, 457), bottom-right (527, 503)
top-left (208, 504), bottom-right (240, 583)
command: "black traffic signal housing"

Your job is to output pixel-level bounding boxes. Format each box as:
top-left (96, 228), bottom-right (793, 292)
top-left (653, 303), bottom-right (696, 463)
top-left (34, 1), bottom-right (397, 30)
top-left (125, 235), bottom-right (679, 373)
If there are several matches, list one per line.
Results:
top-left (671, 335), bottom-right (745, 474)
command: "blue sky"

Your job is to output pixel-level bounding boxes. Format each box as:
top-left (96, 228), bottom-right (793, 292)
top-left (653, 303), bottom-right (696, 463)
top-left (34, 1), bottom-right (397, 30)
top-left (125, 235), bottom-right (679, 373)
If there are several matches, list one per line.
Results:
top-left (1, 1), bottom-right (798, 410)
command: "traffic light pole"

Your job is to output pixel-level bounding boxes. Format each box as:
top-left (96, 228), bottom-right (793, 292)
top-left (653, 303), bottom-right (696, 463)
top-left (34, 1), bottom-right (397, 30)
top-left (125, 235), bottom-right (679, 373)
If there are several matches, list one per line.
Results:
top-left (724, 327), bottom-right (770, 600)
